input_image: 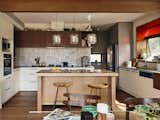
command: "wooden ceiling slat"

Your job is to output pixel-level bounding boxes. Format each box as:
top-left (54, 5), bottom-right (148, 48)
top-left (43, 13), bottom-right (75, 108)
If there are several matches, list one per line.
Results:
top-left (0, 0), bottom-right (160, 12)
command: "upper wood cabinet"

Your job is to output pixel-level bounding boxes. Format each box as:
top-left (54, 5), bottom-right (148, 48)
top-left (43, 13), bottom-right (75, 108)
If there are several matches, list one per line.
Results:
top-left (15, 30), bottom-right (46, 47)
top-left (15, 30), bottom-right (83, 48)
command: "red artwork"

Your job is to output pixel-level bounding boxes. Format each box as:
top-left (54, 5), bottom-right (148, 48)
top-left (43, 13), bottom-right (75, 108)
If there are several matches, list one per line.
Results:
top-left (136, 18), bottom-right (160, 41)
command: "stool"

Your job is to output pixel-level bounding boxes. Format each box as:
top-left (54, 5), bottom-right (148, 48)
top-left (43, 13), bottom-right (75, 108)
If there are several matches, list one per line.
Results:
top-left (88, 83), bottom-right (109, 100)
top-left (53, 81), bottom-right (72, 108)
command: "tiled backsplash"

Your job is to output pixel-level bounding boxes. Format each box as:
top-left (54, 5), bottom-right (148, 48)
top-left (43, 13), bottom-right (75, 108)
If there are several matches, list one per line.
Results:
top-left (15, 48), bottom-right (91, 67)
top-left (137, 61), bottom-right (157, 70)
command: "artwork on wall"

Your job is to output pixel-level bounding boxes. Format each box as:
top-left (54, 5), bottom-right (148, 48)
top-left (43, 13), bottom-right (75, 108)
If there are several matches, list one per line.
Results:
top-left (136, 18), bottom-right (160, 58)
top-left (136, 18), bottom-right (160, 41)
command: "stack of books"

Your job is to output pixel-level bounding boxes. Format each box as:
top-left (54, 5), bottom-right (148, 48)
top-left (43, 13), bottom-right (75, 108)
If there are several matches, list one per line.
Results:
top-left (43, 108), bottom-right (80, 120)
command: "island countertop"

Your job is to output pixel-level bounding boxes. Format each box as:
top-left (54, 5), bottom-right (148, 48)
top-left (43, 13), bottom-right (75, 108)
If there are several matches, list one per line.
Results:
top-left (37, 69), bottom-right (118, 77)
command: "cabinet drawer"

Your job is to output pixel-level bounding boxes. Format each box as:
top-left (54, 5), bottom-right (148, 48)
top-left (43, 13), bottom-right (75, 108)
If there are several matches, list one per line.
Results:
top-left (20, 82), bottom-right (37, 91)
top-left (20, 79), bottom-right (38, 91)
top-left (2, 86), bottom-right (13, 104)
top-left (3, 80), bottom-right (11, 90)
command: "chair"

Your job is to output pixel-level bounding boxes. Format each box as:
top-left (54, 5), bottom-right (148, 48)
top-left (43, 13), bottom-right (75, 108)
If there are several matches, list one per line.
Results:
top-left (124, 97), bottom-right (160, 120)
top-left (63, 93), bottom-right (101, 110)
top-left (88, 83), bottom-right (109, 101)
top-left (53, 81), bottom-right (72, 108)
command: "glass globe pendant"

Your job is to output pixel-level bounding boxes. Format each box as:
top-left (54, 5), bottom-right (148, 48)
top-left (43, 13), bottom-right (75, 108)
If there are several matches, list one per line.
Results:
top-left (70, 34), bottom-right (79, 44)
top-left (87, 33), bottom-right (97, 46)
top-left (53, 34), bottom-right (61, 44)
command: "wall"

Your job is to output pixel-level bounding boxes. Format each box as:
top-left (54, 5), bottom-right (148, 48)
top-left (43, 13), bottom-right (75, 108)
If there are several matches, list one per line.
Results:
top-left (118, 22), bottom-right (132, 66)
top-left (15, 48), bottom-right (91, 67)
top-left (132, 12), bottom-right (160, 58)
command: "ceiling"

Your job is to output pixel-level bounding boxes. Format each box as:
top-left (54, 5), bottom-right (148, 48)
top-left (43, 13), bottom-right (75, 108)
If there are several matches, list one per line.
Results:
top-left (13, 13), bottom-right (146, 26)
top-left (1, 0), bottom-right (160, 12)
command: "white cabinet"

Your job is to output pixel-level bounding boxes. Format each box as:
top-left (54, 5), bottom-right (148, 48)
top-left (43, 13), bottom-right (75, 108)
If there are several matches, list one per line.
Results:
top-left (13, 69), bottom-right (19, 94)
top-left (119, 68), bottom-right (160, 98)
top-left (18, 68), bottom-right (38, 91)
top-left (1, 76), bottom-right (15, 104)
top-left (17, 67), bottom-right (50, 91)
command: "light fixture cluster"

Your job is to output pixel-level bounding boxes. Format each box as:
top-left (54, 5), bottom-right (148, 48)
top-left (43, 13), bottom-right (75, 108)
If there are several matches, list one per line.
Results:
top-left (52, 13), bottom-right (97, 46)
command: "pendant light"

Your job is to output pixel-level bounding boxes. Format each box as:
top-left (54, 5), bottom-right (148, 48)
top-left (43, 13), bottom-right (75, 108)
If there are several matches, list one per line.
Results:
top-left (70, 34), bottom-right (79, 44)
top-left (70, 14), bottom-right (79, 44)
top-left (53, 13), bottom-right (61, 44)
top-left (87, 33), bottom-right (97, 46)
top-left (86, 14), bottom-right (97, 47)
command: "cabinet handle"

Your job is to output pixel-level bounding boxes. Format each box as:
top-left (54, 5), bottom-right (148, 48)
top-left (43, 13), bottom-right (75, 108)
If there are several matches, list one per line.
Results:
top-left (29, 81), bottom-right (37, 83)
top-left (5, 88), bottom-right (10, 91)
top-left (5, 77), bottom-right (11, 80)
top-left (29, 73), bottom-right (36, 75)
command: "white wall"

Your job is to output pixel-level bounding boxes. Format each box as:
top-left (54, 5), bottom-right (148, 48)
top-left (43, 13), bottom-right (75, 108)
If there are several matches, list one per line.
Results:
top-left (118, 22), bottom-right (132, 66)
top-left (15, 47), bottom-right (91, 67)
top-left (132, 12), bottom-right (160, 58)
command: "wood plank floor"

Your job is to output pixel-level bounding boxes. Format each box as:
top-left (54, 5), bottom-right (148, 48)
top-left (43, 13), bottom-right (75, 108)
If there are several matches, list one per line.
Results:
top-left (0, 90), bottom-right (132, 120)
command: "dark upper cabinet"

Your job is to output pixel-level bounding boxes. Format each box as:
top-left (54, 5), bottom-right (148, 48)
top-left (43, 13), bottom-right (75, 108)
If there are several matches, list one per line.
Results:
top-left (15, 30), bottom-right (46, 47)
top-left (91, 31), bottom-right (108, 53)
top-left (91, 24), bottom-right (118, 53)
top-left (107, 24), bottom-right (118, 45)
top-left (15, 30), bottom-right (83, 48)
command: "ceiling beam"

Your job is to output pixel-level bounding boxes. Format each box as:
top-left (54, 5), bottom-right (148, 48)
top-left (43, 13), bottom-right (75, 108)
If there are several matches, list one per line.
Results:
top-left (6, 13), bottom-right (25, 29)
top-left (0, 0), bottom-right (160, 12)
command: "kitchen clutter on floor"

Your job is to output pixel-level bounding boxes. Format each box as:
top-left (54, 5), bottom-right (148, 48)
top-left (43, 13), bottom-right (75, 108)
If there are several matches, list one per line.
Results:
top-left (43, 103), bottom-right (115, 120)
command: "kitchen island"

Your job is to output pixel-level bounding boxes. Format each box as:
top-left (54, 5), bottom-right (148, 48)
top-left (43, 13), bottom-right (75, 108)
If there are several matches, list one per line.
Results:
top-left (37, 69), bottom-right (118, 111)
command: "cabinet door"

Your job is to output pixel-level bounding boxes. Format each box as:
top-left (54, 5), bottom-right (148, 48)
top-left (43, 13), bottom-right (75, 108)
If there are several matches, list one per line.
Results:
top-left (1, 76), bottom-right (14, 104)
top-left (65, 31), bottom-right (82, 47)
top-left (15, 31), bottom-right (33, 47)
top-left (46, 31), bottom-right (64, 47)
top-left (15, 31), bottom-right (46, 47)
top-left (19, 68), bottom-right (38, 91)
top-left (32, 31), bottom-right (46, 47)
top-left (13, 70), bottom-right (19, 94)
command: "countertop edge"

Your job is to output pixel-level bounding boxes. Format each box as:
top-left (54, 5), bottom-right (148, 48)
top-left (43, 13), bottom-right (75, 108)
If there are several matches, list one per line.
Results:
top-left (119, 67), bottom-right (160, 74)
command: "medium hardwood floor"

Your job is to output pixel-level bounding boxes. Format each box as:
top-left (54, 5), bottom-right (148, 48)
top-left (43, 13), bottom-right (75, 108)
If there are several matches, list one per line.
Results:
top-left (0, 90), bottom-right (132, 120)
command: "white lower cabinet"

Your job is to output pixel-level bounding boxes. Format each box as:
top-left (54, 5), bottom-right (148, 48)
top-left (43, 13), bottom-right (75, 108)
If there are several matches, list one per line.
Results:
top-left (119, 68), bottom-right (160, 98)
top-left (0, 67), bottom-right (49, 105)
top-left (1, 76), bottom-right (15, 104)
top-left (17, 67), bottom-right (50, 91)
top-left (18, 68), bottom-right (38, 91)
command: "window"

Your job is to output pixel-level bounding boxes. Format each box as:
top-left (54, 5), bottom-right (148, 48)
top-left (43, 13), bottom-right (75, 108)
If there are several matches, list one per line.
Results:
top-left (90, 54), bottom-right (102, 63)
top-left (146, 36), bottom-right (160, 61)
top-left (148, 36), bottom-right (160, 55)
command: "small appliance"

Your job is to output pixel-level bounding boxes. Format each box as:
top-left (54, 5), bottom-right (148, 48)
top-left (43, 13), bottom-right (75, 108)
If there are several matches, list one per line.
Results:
top-left (2, 38), bottom-right (11, 52)
top-left (3, 54), bottom-right (12, 76)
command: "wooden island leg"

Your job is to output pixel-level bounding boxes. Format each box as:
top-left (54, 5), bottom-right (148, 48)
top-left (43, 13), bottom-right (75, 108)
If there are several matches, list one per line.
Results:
top-left (111, 76), bottom-right (116, 110)
top-left (38, 76), bottom-right (42, 111)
